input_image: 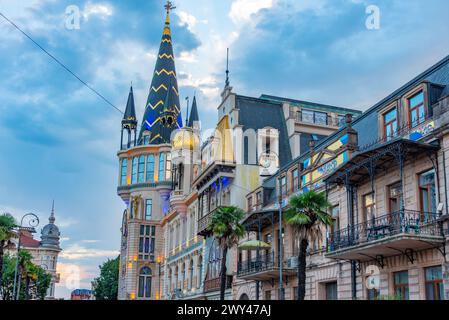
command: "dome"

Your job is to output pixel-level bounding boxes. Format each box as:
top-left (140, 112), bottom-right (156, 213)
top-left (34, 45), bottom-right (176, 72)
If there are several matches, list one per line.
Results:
top-left (171, 127), bottom-right (199, 151)
top-left (40, 202), bottom-right (61, 249)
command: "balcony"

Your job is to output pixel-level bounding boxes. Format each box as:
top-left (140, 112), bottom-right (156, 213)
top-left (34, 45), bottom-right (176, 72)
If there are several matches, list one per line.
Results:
top-left (203, 275), bottom-right (232, 293)
top-left (326, 210), bottom-right (445, 261)
top-left (237, 254), bottom-right (297, 281)
top-left (197, 207), bottom-right (222, 237)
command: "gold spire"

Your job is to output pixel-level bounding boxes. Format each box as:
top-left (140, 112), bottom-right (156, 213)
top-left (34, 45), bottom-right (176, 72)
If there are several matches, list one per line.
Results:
top-left (163, 1), bottom-right (175, 36)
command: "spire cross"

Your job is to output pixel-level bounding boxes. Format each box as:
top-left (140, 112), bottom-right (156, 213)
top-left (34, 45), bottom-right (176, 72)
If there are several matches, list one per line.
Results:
top-left (164, 1), bottom-right (176, 14)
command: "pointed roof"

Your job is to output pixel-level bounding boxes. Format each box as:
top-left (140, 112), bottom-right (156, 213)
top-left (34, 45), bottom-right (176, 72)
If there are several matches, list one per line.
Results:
top-left (187, 95), bottom-right (199, 127)
top-left (123, 86), bottom-right (136, 121)
top-left (139, 4), bottom-right (182, 144)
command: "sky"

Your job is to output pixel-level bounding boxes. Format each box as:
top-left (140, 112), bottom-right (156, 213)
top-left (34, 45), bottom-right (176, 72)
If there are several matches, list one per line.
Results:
top-left (0, 0), bottom-right (448, 299)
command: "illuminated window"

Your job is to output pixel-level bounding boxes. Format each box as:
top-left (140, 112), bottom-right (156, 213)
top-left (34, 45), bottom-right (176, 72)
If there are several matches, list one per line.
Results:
top-left (409, 91), bottom-right (425, 128)
top-left (146, 155), bottom-right (155, 182)
top-left (120, 158), bottom-right (127, 186)
top-left (131, 157), bottom-right (138, 184)
top-left (363, 193), bottom-right (375, 223)
top-left (138, 267), bottom-right (152, 298)
top-left (165, 153), bottom-right (172, 181)
top-left (158, 153), bottom-right (166, 181)
top-left (138, 155), bottom-right (145, 183)
top-left (419, 169), bottom-right (437, 220)
top-left (383, 107), bottom-right (398, 140)
top-left (139, 225), bottom-right (156, 261)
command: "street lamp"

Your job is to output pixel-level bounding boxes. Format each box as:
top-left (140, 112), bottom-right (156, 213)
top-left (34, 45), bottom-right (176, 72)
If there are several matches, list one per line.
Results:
top-left (13, 213), bottom-right (39, 300)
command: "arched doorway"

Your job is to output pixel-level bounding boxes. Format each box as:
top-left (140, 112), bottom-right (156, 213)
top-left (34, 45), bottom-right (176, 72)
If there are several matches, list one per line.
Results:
top-left (239, 293), bottom-right (249, 300)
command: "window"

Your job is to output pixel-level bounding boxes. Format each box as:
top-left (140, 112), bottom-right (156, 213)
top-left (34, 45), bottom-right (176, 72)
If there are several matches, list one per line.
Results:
top-left (301, 109), bottom-right (328, 125)
top-left (384, 107), bottom-right (398, 140)
top-left (314, 111), bottom-right (328, 125)
top-left (363, 193), bottom-right (376, 224)
top-left (247, 196), bottom-right (252, 212)
top-left (419, 169), bottom-right (437, 219)
top-left (138, 225), bottom-right (156, 261)
top-left (389, 182), bottom-right (402, 213)
top-left (158, 153), bottom-right (166, 181)
top-left (145, 199), bottom-right (152, 221)
top-left (143, 135), bottom-right (150, 145)
top-left (301, 110), bottom-right (314, 123)
top-left (292, 169), bottom-right (299, 192)
top-left (337, 115), bottom-right (346, 127)
top-left (425, 266), bottom-right (443, 300)
top-left (325, 282), bottom-right (338, 300)
top-left (330, 206), bottom-right (339, 247)
top-left (409, 91), bottom-right (425, 128)
top-left (197, 256), bottom-right (203, 288)
top-left (120, 158), bottom-right (127, 186)
top-left (189, 261), bottom-right (194, 290)
top-left (138, 155), bottom-right (145, 183)
top-left (256, 191), bottom-right (262, 208)
top-left (146, 155), bottom-right (155, 182)
top-left (367, 288), bottom-right (379, 300)
top-left (165, 153), bottom-right (172, 181)
top-left (293, 287), bottom-right (298, 300)
top-left (131, 157), bottom-right (138, 184)
top-left (265, 129), bottom-right (271, 153)
top-left (394, 271), bottom-right (409, 300)
top-left (138, 267), bottom-right (152, 298)
top-left (280, 176), bottom-right (287, 196)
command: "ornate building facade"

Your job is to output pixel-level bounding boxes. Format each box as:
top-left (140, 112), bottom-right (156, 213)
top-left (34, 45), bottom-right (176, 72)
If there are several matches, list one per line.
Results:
top-left (117, 2), bottom-right (361, 301)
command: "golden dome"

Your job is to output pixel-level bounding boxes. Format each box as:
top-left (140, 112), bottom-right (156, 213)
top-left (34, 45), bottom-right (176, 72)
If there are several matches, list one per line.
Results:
top-left (171, 128), bottom-right (199, 150)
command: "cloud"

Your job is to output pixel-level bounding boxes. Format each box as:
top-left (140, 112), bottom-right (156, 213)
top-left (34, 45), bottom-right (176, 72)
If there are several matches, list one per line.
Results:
top-left (176, 11), bottom-right (198, 31)
top-left (60, 243), bottom-right (119, 260)
top-left (229, 0), bottom-right (274, 25)
top-left (82, 1), bottom-right (114, 21)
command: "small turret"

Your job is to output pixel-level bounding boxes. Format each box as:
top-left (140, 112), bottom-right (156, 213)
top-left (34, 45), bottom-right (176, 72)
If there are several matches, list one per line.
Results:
top-left (121, 86), bottom-right (138, 149)
top-left (40, 201), bottom-right (61, 249)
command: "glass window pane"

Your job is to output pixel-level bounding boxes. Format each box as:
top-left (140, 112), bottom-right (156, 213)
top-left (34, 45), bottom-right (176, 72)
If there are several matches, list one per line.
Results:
top-left (409, 92), bottom-right (424, 108)
top-left (158, 153), bottom-right (165, 181)
top-left (138, 155), bottom-right (145, 183)
top-left (384, 108), bottom-right (397, 123)
top-left (315, 112), bottom-right (328, 125)
top-left (132, 157), bottom-right (138, 184)
top-left (301, 110), bottom-right (314, 123)
top-left (146, 155), bottom-right (155, 182)
top-left (145, 199), bottom-right (152, 220)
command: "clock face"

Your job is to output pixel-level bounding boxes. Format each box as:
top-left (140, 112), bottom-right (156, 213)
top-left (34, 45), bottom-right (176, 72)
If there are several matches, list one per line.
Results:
top-left (259, 152), bottom-right (279, 176)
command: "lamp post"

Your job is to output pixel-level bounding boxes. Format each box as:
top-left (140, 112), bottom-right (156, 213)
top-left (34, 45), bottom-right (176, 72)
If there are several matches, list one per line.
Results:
top-left (13, 213), bottom-right (39, 300)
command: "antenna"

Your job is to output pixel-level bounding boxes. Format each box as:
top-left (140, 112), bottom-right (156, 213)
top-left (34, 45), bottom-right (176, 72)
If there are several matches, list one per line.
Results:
top-left (225, 48), bottom-right (230, 87)
top-left (185, 96), bottom-right (190, 126)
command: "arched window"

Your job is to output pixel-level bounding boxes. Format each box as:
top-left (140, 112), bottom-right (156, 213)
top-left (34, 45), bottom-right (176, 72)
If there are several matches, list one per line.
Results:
top-left (120, 158), bottom-right (127, 185)
top-left (239, 293), bottom-right (249, 300)
top-left (138, 155), bottom-right (145, 183)
top-left (131, 157), bottom-right (138, 184)
top-left (138, 267), bottom-right (152, 298)
top-left (146, 155), bottom-right (155, 182)
top-left (158, 153), bottom-right (166, 181)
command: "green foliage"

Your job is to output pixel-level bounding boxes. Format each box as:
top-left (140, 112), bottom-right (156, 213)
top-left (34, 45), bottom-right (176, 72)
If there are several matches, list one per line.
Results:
top-left (208, 206), bottom-right (245, 247)
top-left (92, 255), bottom-right (119, 300)
top-left (0, 213), bottom-right (17, 243)
top-left (377, 294), bottom-right (403, 300)
top-left (285, 190), bottom-right (333, 236)
top-left (0, 250), bottom-right (51, 300)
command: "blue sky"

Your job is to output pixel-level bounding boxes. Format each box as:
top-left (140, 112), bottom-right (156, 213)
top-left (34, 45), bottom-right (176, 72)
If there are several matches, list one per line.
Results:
top-left (0, 0), bottom-right (448, 299)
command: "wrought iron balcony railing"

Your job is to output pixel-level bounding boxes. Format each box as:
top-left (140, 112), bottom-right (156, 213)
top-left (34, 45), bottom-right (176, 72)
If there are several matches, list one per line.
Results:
top-left (327, 209), bottom-right (443, 252)
top-left (236, 253), bottom-right (298, 278)
top-left (197, 207), bottom-right (222, 236)
top-left (203, 275), bottom-right (232, 293)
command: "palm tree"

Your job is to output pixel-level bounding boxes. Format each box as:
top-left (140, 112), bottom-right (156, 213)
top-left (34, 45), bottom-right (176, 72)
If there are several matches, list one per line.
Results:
top-left (284, 190), bottom-right (332, 301)
top-left (0, 214), bottom-right (17, 292)
top-left (208, 206), bottom-right (245, 300)
top-left (17, 250), bottom-right (33, 300)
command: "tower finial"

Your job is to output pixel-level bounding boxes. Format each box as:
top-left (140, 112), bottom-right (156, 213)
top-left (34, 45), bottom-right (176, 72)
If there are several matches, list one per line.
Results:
top-left (225, 48), bottom-right (230, 88)
top-left (49, 200), bottom-right (55, 224)
top-left (185, 96), bottom-right (190, 126)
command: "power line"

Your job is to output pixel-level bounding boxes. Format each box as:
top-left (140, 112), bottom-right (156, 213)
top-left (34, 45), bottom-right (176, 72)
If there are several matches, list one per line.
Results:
top-left (0, 11), bottom-right (124, 115)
